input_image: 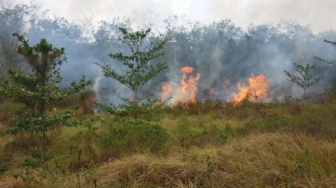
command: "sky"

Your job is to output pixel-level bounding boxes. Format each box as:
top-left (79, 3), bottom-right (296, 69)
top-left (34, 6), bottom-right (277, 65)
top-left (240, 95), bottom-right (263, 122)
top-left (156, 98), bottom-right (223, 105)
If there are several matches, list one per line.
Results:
top-left (21, 0), bottom-right (336, 33)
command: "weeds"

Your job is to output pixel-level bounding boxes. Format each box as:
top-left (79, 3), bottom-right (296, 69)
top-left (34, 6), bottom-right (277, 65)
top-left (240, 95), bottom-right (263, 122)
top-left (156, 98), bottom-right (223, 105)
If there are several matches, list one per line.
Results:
top-left (89, 133), bottom-right (336, 187)
top-left (0, 95), bottom-right (336, 187)
top-left (99, 120), bottom-right (169, 157)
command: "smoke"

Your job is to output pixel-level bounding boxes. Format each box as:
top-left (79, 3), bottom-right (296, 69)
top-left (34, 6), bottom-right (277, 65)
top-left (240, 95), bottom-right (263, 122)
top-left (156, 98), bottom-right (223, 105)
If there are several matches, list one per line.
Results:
top-left (160, 19), bottom-right (336, 102)
top-left (32, 0), bottom-right (336, 34)
top-left (210, 0), bottom-right (336, 34)
top-left (1, 2), bottom-right (336, 106)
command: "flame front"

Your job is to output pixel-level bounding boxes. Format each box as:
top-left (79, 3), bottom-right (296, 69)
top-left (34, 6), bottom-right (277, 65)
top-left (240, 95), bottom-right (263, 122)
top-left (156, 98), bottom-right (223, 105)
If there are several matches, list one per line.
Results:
top-left (161, 66), bottom-right (200, 105)
top-left (230, 74), bottom-right (270, 105)
top-left (160, 68), bottom-right (269, 106)
top-left (161, 83), bottom-right (172, 101)
top-left (179, 66), bottom-right (200, 104)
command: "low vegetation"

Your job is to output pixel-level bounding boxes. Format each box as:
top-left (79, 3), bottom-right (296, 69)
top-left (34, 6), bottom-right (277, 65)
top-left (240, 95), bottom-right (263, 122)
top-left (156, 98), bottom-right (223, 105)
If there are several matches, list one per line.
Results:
top-left (0, 91), bottom-right (335, 187)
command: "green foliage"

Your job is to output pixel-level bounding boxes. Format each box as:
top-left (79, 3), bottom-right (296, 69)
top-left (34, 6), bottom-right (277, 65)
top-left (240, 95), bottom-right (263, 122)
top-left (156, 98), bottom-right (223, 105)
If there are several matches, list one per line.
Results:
top-left (0, 33), bottom-right (92, 149)
top-left (58, 90), bottom-right (97, 115)
top-left (100, 120), bottom-right (168, 156)
top-left (315, 39), bottom-right (336, 68)
top-left (236, 103), bottom-right (336, 139)
top-left (0, 2), bottom-right (30, 82)
top-left (284, 63), bottom-right (324, 97)
top-left (175, 122), bottom-right (234, 148)
top-left (21, 157), bottom-right (41, 168)
top-left (0, 97), bottom-right (336, 186)
top-left (95, 27), bottom-right (168, 124)
top-left (324, 84), bottom-right (336, 102)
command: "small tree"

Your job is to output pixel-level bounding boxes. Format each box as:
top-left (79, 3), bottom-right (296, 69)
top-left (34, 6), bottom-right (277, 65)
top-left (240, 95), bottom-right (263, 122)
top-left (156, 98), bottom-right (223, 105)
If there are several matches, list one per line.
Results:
top-left (315, 39), bottom-right (336, 68)
top-left (95, 28), bottom-right (167, 124)
top-left (315, 39), bottom-right (336, 97)
top-left (284, 63), bottom-right (324, 98)
top-left (0, 33), bottom-right (92, 151)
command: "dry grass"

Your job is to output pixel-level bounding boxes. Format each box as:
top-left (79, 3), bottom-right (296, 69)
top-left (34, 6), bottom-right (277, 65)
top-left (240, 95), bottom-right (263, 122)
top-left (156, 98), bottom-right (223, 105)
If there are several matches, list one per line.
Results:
top-left (92, 133), bottom-right (336, 187)
top-left (95, 155), bottom-right (207, 187)
top-left (0, 97), bottom-right (335, 187)
top-left (0, 167), bottom-right (82, 188)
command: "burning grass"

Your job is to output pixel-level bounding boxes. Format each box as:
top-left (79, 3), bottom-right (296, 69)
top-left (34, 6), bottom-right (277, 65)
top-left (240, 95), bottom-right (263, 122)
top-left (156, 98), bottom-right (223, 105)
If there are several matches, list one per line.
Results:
top-left (161, 66), bottom-right (201, 105)
top-left (229, 74), bottom-right (270, 105)
top-left (160, 67), bottom-right (271, 107)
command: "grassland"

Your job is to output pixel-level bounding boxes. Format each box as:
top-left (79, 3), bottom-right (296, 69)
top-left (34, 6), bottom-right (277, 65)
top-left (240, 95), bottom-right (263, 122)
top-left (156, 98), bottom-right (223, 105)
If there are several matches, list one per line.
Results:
top-left (0, 94), bottom-right (335, 187)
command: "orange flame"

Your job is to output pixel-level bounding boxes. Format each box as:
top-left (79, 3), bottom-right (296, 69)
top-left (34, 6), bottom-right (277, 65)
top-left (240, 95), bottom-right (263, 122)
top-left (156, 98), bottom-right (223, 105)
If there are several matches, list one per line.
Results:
top-left (161, 66), bottom-right (200, 105)
top-left (180, 66), bottom-right (194, 74)
top-left (230, 73), bottom-right (270, 105)
top-left (179, 66), bottom-right (200, 103)
top-left (178, 66), bottom-right (200, 104)
top-left (161, 83), bottom-right (172, 101)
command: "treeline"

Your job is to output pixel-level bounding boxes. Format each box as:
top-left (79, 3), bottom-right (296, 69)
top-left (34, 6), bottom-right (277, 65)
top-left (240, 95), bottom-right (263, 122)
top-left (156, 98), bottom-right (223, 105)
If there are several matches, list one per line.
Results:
top-left (1, 2), bottom-right (336, 103)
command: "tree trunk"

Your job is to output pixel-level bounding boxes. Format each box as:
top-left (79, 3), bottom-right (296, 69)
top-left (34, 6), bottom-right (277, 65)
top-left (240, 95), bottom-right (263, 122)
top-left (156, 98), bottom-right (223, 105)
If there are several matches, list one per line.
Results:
top-left (134, 89), bottom-right (138, 124)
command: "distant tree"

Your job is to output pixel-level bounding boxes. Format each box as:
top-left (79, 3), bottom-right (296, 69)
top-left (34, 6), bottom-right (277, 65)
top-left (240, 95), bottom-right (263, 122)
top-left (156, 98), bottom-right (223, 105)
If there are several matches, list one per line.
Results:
top-left (0, 33), bottom-right (92, 151)
top-left (0, 2), bottom-right (34, 81)
top-left (132, 8), bottom-right (162, 31)
top-left (284, 63), bottom-right (324, 98)
top-left (95, 27), bottom-right (167, 124)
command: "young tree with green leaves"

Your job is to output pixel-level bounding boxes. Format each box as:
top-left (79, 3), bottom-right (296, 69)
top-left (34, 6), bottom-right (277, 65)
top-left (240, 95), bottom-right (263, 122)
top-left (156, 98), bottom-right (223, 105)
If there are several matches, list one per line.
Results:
top-left (315, 39), bottom-right (336, 68)
top-left (315, 39), bottom-right (336, 97)
top-left (284, 63), bottom-right (324, 98)
top-left (0, 33), bottom-right (92, 151)
top-left (95, 28), bottom-right (168, 124)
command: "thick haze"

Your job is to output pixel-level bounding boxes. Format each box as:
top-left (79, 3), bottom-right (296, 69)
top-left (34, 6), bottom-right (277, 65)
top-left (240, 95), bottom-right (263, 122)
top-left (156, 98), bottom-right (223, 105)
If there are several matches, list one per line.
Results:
top-left (32, 0), bottom-right (336, 33)
top-left (1, 0), bottom-right (336, 107)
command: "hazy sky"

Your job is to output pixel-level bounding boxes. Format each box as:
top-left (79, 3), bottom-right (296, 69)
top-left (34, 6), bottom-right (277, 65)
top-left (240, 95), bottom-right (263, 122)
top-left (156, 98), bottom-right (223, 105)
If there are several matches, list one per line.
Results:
top-left (28, 0), bottom-right (336, 33)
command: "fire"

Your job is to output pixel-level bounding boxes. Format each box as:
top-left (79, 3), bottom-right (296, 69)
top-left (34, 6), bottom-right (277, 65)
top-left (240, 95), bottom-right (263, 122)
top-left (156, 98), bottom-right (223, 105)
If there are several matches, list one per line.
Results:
top-left (159, 67), bottom-right (269, 107)
top-left (230, 73), bottom-right (270, 105)
top-left (180, 66), bottom-right (194, 74)
top-left (161, 66), bottom-right (201, 105)
top-left (161, 83), bottom-right (172, 101)
top-left (178, 66), bottom-right (200, 104)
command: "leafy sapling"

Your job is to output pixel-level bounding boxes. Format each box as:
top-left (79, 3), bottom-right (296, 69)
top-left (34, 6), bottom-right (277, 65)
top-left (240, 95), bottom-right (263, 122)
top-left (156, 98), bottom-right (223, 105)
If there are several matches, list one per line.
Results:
top-left (315, 39), bottom-right (336, 68)
top-left (95, 28), bottom-right (168, 124)
top-left (0, 33), bottom-right (92, 151)
top-left (284, 63), bottom-right (324, 98)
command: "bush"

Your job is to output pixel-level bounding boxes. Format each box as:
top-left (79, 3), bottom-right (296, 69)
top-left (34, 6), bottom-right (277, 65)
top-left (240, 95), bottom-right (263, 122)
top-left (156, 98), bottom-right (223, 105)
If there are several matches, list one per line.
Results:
top-left (236, 103), bottom-right (336, 139)
top-left (100, 121), bottom-right (168, 158)
top-left (21, 157), bottom-right (41, 167)
top-left (175, 123), bottom-right (234, 148)
top-left (58, 90), bottom-right (97, 115)
top-left (0, 93), bottom-right (6, 103)
top-left (0, 101), bottom-right (18, 128)
top-left (238, 116), bottom-right (290, 136)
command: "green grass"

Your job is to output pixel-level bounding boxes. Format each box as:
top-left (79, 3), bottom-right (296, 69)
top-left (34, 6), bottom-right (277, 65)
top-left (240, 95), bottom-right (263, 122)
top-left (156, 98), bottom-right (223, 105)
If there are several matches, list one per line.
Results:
top-left (0, 94), bottom-right (336, 187)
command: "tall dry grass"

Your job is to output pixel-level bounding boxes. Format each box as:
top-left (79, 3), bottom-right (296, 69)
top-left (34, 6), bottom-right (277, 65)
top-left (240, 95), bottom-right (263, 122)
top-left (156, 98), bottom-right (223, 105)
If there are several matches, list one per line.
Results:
top-left (91, 133), bottom-right (336, 187)
top-left (0, 95), bottom-right (335, 187)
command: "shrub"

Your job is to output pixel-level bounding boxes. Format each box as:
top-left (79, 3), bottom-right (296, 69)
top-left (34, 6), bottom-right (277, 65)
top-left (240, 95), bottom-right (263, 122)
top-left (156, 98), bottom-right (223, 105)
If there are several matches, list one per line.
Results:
top-left (95, 27), bottom-right (168, 124)
top-left (100, 121), bottom-right (168, 158)
top-left (21, 157), bottom-right (41, 167)
top-left (0, 34), bottom-right (92, 151)
top-left (175, 123), bottom-right (234, 148)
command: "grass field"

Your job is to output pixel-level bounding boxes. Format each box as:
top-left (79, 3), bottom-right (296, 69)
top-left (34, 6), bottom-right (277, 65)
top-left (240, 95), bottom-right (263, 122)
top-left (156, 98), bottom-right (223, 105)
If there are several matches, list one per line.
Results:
top-left (0, 94), bottom-right (335, 187)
